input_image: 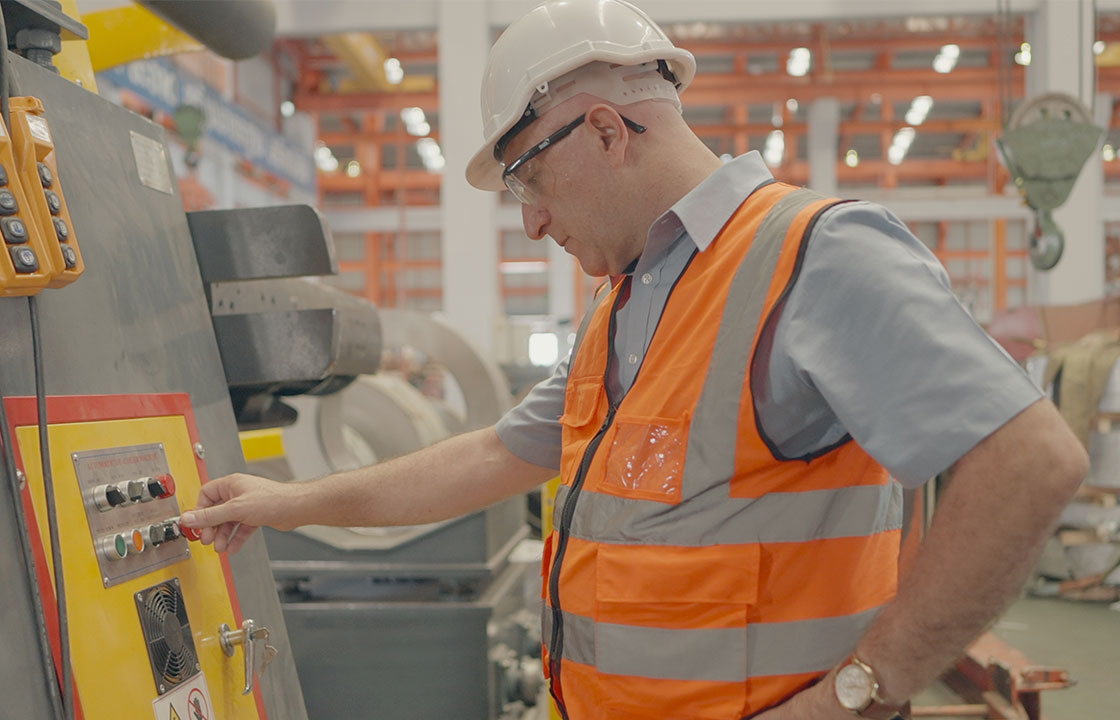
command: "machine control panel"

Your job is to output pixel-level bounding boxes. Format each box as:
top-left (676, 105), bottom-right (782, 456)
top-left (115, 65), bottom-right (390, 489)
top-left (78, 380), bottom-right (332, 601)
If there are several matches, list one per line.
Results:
top-left (8, 96), bottom-right (84, 286)
top-left (0, 110), bottom-right (55, 295)
top-left (92, 473), bottom-right (175, 511)
top-left (74, 443), bottom-right (190, 587)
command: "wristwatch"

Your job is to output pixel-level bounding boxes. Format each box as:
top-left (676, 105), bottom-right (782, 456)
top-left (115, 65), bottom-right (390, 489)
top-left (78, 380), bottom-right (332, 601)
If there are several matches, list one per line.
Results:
top-left (833, 655), bottom-right (910, 720)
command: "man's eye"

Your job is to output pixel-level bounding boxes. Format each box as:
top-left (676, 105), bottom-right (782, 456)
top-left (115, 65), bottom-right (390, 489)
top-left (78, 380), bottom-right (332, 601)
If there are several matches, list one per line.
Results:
top-left (521, 164), bottom-right (542, 186)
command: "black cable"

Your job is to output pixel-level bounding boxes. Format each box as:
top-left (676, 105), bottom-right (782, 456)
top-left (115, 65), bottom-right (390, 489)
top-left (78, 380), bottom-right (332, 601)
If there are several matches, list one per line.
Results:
top-left (0, 2), bottom-right (8, 131)
top-left (0, 7), bottom-right (65, 718)
top-left (30, 296), bottom-right (71, 720)
top-left (0, 357), bottom-right (65, 720)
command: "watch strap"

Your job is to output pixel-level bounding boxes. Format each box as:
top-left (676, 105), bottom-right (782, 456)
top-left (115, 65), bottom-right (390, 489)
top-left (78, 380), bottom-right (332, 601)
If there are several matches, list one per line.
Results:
top-left (860, 699), bottom-right (911, 720)
top-left (841, 655), bottom-right (911, 720)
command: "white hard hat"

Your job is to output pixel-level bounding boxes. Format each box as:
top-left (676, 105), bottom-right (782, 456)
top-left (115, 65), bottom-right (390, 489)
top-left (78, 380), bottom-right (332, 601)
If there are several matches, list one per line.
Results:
top-left (465, 0), bottom-right (696, 191)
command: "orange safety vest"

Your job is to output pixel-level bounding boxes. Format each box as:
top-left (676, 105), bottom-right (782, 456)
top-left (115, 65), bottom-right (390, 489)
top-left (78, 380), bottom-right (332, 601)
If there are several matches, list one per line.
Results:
top-left (543, 183), bottom-right (902, 719)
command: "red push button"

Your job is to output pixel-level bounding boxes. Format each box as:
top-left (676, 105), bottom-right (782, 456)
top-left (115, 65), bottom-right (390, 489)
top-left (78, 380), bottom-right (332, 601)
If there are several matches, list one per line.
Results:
top-left (179, 519), bottom-right (201, 542)
top-left (147, 473), bottom-right (175, 499)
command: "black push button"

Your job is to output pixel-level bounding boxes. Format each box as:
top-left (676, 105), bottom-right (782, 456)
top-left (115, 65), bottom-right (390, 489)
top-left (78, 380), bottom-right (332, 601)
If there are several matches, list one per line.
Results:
top-left (60, 244), bottom-right (77, 269)
top-left (2, 217), bottom-right (28, 244)
top-left (0, 163), bottom-right (8, 186)
top-left (9, 246), bottom-right (38, 273)
top-left (52, 217), bottom-right (68, 241)
top-left (105, 485), bottom-right (127, 507)
top-left (0, 190), bottom-right (17, 215)
top-left (37, 162), bottom-right (52, 188)
top-left (44, 190), bottom-right (61, 215)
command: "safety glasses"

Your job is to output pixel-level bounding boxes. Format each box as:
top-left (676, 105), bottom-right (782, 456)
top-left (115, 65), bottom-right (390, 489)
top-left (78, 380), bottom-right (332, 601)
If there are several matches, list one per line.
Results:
top-left (501, 113), bottom-right (646, 205)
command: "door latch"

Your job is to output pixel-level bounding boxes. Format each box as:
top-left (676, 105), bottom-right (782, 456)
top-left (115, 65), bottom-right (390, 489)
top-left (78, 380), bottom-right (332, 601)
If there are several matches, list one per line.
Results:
top-left (219, 618), bottom-right (278, 695)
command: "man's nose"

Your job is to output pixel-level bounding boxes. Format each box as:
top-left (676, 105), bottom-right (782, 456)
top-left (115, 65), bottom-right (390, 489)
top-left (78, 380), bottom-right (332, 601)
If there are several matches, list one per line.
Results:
top-left (522, 203), bottom-right (550, 240)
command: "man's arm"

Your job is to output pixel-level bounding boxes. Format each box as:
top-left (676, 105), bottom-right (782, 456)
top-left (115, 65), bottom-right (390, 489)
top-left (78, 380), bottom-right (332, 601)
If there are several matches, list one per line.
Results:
top-left (858, 398), bottom-right (1086, 703)
top-left (180, 426), bottom-right (556, 554)
top-left (760, 398), bottom-right (1088, 718)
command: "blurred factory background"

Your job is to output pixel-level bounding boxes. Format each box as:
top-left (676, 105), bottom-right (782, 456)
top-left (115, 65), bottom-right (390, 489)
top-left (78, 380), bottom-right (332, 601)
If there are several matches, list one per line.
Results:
top-left (0, 1), bottom-right (1117, 719)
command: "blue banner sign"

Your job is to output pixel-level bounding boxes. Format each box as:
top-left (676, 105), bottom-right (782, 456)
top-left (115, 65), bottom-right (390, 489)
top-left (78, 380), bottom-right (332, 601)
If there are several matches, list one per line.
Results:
top-left (100, 58), bottom-right (316, 194)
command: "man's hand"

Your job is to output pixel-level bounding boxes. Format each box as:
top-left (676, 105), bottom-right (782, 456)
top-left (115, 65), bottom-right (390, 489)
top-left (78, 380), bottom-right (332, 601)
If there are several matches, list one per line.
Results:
top-left (177, 427), bottom-right (553, 555)
top-left (180, 473), bottom-right (306, 554)
top-left (750, 673), bottom-right (850, 720)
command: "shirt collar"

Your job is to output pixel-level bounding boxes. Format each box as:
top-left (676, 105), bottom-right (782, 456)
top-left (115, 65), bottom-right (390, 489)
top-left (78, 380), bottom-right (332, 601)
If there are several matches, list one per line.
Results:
top-left (635, 151), bottom-right (775, 274)
top-left (669, 151), bottom-right (775, 252)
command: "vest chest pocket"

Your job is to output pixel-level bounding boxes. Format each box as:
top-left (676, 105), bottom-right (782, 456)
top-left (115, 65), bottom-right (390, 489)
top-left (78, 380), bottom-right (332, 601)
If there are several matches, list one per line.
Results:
top-left (598, 413), bottom-right (690, 504)
top-left (559, 378), bottom-right (607, 485)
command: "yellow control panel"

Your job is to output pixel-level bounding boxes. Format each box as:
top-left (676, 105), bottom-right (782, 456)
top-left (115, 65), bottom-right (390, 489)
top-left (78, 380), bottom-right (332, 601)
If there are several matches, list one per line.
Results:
top-left (9, 394), bottom-right (266, 720)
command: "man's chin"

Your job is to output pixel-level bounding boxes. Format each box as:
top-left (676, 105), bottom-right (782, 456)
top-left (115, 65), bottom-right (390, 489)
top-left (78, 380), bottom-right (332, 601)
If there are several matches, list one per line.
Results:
top-left (575, 258), bottom-right (606, 278)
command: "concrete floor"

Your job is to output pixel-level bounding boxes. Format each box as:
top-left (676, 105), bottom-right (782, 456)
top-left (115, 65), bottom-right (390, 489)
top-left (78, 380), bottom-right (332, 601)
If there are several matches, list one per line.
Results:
top-left (914, 596), bottom-right (1120, 719)
top-left (991, 596), bottom-right (1120, 719)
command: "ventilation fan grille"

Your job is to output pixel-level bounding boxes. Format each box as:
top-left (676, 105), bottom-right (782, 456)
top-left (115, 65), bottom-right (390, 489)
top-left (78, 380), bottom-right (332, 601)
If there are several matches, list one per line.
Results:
top-left (135, 579), bottom-right (199, 693)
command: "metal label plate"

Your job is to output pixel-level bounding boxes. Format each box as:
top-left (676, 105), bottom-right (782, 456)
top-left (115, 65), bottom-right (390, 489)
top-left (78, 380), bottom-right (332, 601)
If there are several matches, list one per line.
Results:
top-left (27, 114), bottom-right (51, 143)
top-left (73, 443), bottom-right (188, 587)
top-left (129, 130), bottom-right (173, 195)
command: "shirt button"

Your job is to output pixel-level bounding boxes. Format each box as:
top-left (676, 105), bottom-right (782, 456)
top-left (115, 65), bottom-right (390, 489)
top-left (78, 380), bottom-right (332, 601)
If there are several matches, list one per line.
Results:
top-left (641, 272), bottom-right (653, 285)
top-left (628, 353), bottom-right (639, 365)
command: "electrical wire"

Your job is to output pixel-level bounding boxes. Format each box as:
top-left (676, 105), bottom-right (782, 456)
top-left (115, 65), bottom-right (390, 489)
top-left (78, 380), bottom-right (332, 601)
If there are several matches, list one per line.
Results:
top-left (0, 355), bottom-right (65, 720)
top-left (0, 3), bottom-right (7, 132)
top-left (30, 296), bottom-right (71, 720)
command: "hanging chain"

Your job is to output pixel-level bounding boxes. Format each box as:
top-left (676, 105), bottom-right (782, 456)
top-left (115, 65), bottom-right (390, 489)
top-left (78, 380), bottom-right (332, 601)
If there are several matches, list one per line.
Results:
top-left (996, 0), bottom-right (1012, 128)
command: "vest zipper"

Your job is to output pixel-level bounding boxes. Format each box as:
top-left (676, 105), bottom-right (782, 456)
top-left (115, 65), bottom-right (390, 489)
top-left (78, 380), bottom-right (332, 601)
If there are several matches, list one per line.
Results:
top-left (547, 276), bottom-right (630, 719)
top-left (548, 400), bottom-right (617, 719)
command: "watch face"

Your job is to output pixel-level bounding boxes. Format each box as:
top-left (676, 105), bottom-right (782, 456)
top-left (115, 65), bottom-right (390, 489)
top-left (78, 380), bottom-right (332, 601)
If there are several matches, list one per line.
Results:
top-left (835, 663), bottom-right (874, 711)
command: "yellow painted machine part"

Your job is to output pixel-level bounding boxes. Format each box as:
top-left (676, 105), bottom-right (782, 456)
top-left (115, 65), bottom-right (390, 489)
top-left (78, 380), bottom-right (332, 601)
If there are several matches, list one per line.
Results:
top-left (81, 5), bottom-right (204, 73)
top-left (54, 0), bottom-right (98, 92)
top-left (18, 415), bottom-right (261, 720)
top-left (541, 476), bottom-right (560, 537)
top-left (540, 476), bottom-right (563, 720)
top-left (239, 428), bottom-right (286, 463)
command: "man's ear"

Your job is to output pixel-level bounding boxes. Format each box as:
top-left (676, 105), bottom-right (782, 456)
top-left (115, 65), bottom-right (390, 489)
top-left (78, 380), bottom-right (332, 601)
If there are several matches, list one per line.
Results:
top-left (586, 104), bottom-right (628, 167)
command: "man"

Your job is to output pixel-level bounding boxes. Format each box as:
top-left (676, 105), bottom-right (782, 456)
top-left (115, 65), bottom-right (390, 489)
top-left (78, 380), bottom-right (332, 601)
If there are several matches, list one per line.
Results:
top-left (181, 1), bottom-right (1088, 718)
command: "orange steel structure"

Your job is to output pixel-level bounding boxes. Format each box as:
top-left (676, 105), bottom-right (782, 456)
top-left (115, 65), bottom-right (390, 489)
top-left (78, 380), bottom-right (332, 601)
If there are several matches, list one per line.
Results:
top-left (285, 16), bottom-right (1120, 318)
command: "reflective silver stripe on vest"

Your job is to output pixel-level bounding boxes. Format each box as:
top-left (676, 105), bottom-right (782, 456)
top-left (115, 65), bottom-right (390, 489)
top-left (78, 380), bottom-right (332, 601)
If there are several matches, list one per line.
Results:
top-left (541, 605), bottom-right (883, 681)
top-left (683, 188), bottom-right (829, 499)
top-left (569, 283), bottom-right (613, 366)
top-left (556, 480), bottom-right (902, 545)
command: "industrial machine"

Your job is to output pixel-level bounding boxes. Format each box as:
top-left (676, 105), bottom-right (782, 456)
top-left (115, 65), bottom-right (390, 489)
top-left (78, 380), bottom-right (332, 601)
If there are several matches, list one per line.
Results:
top-left (0, 5), bottom-right (309, 717)
top-left (0, 2), bottom-right (542, 717)
top-left (240, 310), bottom-right (542, 720)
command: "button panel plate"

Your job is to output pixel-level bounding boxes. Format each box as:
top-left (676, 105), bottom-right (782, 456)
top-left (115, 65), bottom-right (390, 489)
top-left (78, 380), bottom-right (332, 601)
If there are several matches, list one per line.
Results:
top-left (74, 443), bottom-right (188, 587)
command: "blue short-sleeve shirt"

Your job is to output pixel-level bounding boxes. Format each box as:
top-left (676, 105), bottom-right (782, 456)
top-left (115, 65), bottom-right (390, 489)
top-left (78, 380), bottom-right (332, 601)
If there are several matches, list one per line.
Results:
top-left (496, 151), bottom-right (1042, 487)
